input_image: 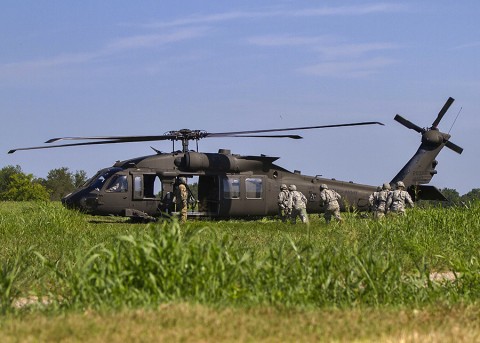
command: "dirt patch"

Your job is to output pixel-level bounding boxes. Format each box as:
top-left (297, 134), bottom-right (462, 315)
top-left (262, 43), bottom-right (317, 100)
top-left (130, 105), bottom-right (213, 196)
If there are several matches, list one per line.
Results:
top-left (429, 271), bottom-right (459, 283)
top-left (12, 296), bottom-right (51, 309)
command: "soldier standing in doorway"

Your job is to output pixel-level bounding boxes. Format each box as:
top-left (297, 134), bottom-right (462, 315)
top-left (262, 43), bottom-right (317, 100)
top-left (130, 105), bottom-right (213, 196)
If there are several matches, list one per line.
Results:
top-left (174, 176), bottom-right (188, 223)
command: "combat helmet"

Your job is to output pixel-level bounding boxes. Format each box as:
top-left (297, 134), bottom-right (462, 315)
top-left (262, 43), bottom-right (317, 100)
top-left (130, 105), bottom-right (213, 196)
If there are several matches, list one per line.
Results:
top-left (288, 184), bottom-right (297, 191)
top-left (178, 176), bottom-right (187, 185)
top-left (396, 181), bottom-right (405, 189)
top-left (376, 186), bottom-right (382, 191)
top-left (319, 184), bottom-right (328, 190)
top-left (280, 184), bottom-right (287, 190)
top-left (382, 182), bottom-right (391, 190)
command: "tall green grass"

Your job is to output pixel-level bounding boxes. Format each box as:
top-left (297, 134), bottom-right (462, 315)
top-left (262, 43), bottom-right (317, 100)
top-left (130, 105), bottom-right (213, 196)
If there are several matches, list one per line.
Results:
top-left (1, 201), bottom-right (480, 312)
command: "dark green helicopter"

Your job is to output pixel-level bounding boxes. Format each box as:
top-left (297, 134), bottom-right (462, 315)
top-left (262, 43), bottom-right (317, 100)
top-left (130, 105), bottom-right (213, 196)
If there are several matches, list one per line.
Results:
top-left (9, 97), bottom-right (462, 221)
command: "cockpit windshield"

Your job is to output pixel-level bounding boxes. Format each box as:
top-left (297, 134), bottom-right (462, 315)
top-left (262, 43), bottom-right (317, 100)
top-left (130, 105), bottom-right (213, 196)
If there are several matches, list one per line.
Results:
top-left (82, 167), bottom-right (123, 189)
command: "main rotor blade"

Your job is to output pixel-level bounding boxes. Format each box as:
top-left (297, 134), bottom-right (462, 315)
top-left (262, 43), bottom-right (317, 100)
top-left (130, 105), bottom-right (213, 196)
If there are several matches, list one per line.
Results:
top-left (432, 97), bottom-right (454, 128)
top-left (45, 134), bottom-right (303, 142)
top-left (394, 114), bottom-right (424, 133)
top-left (45, 135), bottom-right (177, 143)
top-left (206, 121), bottom-right (384, 137)
top-left (445, 140), bottom-right (463, 154)
top-left (225, 134), bottom-right (303, 139)
top-left (8, 139), bottom-right (143, 154)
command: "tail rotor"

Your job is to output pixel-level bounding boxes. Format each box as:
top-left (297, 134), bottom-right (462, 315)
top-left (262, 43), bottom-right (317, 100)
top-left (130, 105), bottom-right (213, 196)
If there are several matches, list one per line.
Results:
top-left (394, 97), bottom-right (463, 155)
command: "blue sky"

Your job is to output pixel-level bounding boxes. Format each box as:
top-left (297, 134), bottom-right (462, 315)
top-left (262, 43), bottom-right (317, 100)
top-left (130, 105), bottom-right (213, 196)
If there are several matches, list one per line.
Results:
top-left (2, 1), bottom-right (479, 194)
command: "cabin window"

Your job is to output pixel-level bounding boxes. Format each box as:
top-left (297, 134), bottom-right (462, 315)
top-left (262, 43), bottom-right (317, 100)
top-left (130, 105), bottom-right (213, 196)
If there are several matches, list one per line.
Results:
top-left (245, 177), bottom-right (262, 199)
top-left (133, 176), bottom-right (142, 198)
top-left (106, 175), bottom-right (128, 193)
top-left (143, 174), bottom-right (162, 199)
top-left (223, 178), bottom-right (240, 199)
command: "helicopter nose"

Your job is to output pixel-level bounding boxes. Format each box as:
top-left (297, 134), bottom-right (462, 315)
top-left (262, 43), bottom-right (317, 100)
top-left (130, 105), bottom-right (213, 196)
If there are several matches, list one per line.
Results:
top-left (62, 191), bottom-right (99, 212)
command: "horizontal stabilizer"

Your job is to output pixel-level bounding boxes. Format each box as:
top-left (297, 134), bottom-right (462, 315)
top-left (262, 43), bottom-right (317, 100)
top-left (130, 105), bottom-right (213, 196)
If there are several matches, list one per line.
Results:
top-left (407, 185), bottom-right (447, 201)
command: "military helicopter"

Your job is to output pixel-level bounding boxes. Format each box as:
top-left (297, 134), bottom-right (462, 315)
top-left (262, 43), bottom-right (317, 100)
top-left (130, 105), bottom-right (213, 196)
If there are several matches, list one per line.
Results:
top-left (9, 97), bottom-right (462, 221)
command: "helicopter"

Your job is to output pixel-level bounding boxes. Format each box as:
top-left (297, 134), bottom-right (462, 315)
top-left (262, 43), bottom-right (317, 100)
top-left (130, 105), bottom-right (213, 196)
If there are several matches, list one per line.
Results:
top-left (9, 97), bottom-right (462, 221)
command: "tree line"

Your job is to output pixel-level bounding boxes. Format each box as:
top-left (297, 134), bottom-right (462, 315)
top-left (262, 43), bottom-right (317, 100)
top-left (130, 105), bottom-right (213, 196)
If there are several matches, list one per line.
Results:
top-left (0, 164), bottom-right (479, 206)
top-left (419, 188), bottom-right (480, 208)
top-left (0, 165), bottom-right (87, 201)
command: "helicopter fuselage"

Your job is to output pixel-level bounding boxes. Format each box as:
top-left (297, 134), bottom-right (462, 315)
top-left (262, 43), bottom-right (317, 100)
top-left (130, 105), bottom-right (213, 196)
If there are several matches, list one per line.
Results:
top-left (62, 149), bottom-right (376, 220)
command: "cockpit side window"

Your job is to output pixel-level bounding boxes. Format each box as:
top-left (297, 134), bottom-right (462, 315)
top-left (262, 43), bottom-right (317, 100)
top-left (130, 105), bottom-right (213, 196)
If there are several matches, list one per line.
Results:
top-left (106, 175), bottom-right (128, 193)
top-left (84, 168), bottom-right (122, 189)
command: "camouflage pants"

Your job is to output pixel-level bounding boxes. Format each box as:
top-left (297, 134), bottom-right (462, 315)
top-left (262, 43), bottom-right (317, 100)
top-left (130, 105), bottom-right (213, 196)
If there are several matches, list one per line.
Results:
top-left (324, 205), bottom-right (342, 223)
top-left (291, 208), bottom-right (309, 224)
top-left (389, 209), bottom-right (406, 216)
top-left (177, 204), bottom-right (187, 223)
top-left (278, 207), bottom-right (290, 222)
top-left (373, 210), bottom-right (386, 220)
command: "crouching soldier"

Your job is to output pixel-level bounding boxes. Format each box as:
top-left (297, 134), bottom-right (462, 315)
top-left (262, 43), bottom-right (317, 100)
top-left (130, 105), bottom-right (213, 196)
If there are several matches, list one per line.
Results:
top-left (387, 181), bottom-right (414, 216)
top-left (319, 184), bottom-right (343, 223)
top-left (372, 183), bottom-right (391, 219)
top-left (288, 184), bottom-right (309, 224)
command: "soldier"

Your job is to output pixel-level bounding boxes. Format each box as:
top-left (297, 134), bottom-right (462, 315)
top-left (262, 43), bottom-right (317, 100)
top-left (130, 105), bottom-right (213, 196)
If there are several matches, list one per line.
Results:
top-left (174, 176), bottom-right (188, 223)
top-left (387, 181), bottom-right (414, 215)
top-left (277, 184), bottom-right (290, 222)
top-left (288, 184), bottom-right (309, 224)
top-left (368, 186), bottom-right (382, 213)
top-left (319, 184), bottom-right (343, 223)
top-left (371, 183), bottom-right (391, 219)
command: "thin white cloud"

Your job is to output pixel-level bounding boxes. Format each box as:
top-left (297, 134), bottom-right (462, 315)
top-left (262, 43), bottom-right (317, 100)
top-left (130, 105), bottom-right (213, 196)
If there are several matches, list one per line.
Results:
top-left (144, 3), bottom-right (408, 28)
top-left (314, 42), bottom-right (400, 59)
top-left (453, 41), bottom-right (480, 50)
top-left (248, 35), bottom-right (398, 55)
top-left (146, 11), bottom-right (272, 28)
top-left (105, 27), bottom-right (207, 52)
top-left (0, 28), bottom-right (207, 75)
top-left (291, 4), bottom-right (406, 17)
top-left (298, 57), bottom-right (397, 78)
top-left (248, 34), bottom-right (399, 77)
top-left (248, 35), bottom-right (331, 47)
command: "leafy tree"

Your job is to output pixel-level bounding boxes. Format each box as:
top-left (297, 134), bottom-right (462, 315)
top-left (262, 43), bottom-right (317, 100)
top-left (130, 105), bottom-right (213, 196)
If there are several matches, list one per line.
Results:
top-left (0, 173), bottom-right (50, 201)
top-left (440, 188), bottom-right (461, 206)
top-left (461, 188), bottom-right (480, 204)
top-left (74, 170), bottom-right (88, 188)
top-left (40, 167), bottom-right (87, 201)
top-left (0, 165), bottom-right (23, 193)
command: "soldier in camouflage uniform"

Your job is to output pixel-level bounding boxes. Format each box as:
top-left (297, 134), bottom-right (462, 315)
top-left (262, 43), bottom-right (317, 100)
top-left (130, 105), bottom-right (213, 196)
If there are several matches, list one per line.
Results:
top-left (368, 186), bottom-right (382, 213)
top-left (319, 184), bottom-right (343, 223)
top-left (277, 184), bottom-right (290, 222)
top-left (370, 183), bottom-right (391, 219)
top-left (174, 176), bottom-right (188, 223)
top-left (386, 181), bottom-right (414, 215)
top-left (288, 184), bottom-right (309, 224)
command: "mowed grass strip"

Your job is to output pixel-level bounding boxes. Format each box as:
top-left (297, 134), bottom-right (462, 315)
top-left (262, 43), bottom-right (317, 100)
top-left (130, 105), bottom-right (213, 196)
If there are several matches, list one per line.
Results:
top-left (1, 304), bottom-right (480, 343)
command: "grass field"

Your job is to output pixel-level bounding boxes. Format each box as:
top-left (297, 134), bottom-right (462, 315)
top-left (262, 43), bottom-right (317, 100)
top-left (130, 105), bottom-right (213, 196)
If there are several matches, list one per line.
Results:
top-left (1, 201), bottom-right (479, 341)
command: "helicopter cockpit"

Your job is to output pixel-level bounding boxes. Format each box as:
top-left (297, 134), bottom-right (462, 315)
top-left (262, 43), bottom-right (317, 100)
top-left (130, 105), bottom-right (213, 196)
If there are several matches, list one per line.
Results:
top-left (82, 167), bottom-right (123, 191)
